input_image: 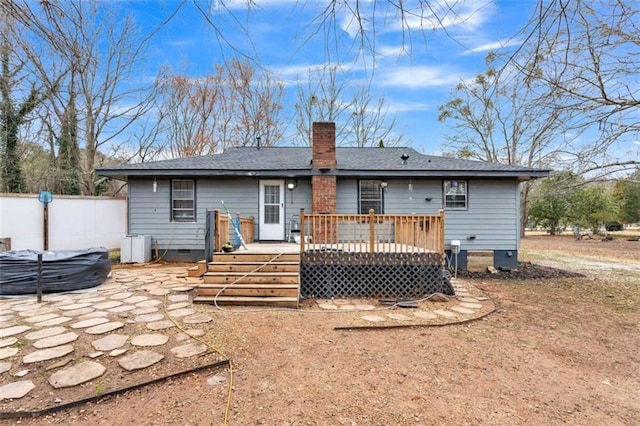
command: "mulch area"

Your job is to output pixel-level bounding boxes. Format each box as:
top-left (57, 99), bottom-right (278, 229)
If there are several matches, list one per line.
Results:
top-left (457, 262), bottom-right (585, 280)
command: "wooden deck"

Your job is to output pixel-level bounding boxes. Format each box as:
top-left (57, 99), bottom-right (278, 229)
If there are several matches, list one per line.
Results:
top-left (191, 210), bottom-right (447, 307)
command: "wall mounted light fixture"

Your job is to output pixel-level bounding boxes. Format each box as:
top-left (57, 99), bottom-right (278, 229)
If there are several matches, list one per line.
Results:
top-left (380, 181), bottom-right (388, 189)
top-left (287, 180), bottom-right (297, 203)
top-left (153, 178), bottom-right (157, 193)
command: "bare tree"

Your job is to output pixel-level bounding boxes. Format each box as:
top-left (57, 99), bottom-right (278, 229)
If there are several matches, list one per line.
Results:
top-left (439, 53), bottom-right (565, 167)
top-left (0, 14), bottom-right (50, 193)
top-left (348, 85), bottom-right (404, 147)
top-left (295, 65), bottom-right (404, 147)
top-left (11, 1), bottom-right (155, 195)
top-left (155, 71), bottom-right (221, 158)
top-left (6, 1), bottom-right (487, 64)
top-left (515, 0), bottom-right (640, 177)
top-left (225, 59), bottom-right (285, 148)
top-left (154, 59), bottom-right (285, 156)
top-left (294, 65), bottom-right (351, 146)
top-left (439, 53), bottom-right (567, 235)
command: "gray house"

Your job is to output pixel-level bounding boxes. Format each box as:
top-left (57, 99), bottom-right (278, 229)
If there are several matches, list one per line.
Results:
top-left (97, 122), bottom-right (549, 270)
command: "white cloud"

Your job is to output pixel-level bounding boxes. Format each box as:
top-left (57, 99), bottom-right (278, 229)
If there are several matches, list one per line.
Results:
top-left (164, 39), bottom-right (193, 47)
top-left (379, 65), bottom-right (467, 88)
top-left (376, 0), bottom-right (496, 34)
top-left (376, 44), bottom-right (411, 59)
top-left (267, 63), bottom-right (342, 86)
top-left (462, 38), bottom-right (522, 55)
top-left (385, 99), bottom-right (433, 113)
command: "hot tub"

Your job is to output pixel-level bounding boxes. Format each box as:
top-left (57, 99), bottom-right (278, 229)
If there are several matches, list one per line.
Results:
top-left (0, 247), bottom-right (111, 296)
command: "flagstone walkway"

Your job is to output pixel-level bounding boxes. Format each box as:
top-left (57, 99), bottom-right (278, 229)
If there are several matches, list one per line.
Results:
top-left (314, 281), bottom-right (492, 326)
top-left (1, 265), bottom-right (493, 409)
top-left (0, 266), bottom-right (210, 405)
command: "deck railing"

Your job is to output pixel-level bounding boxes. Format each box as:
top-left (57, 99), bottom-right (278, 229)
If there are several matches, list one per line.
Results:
top-left (299, 209), bottom-right (445, 254)
top-left (214, 210), bottom-right (254, 251)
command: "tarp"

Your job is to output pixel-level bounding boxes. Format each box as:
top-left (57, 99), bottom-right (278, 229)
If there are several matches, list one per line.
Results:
top-left (0, 247), bottom-right (111, 295)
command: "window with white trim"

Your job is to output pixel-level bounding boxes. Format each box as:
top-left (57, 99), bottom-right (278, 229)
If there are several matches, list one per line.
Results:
top-left (444, 180), bottom-right (467, 209)
top-left (359, 180), bottom-right (384, 214)
top-left (171, 179), bottom-right (195, 222)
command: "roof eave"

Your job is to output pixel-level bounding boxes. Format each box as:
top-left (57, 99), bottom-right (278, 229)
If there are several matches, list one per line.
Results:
top-left (97, 168), bottom-right (550, 181)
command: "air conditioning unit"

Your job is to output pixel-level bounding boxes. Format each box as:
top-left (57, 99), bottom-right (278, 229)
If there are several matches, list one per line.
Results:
top-left (121, 235), bottom-right (152, 263)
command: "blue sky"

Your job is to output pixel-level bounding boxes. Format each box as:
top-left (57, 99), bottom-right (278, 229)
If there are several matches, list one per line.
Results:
top-left (119, 0), bottom-right (537, 154)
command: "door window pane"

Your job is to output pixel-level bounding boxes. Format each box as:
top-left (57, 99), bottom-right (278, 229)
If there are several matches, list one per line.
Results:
top-left (264, 185), bottom-right (280, 204)
top-left (263, 184), bottom-right (281, 225)
top-left (264, 205), bottom-right (280, 224)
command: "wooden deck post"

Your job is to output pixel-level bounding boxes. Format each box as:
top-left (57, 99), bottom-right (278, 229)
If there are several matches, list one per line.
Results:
top-left (369, 209), bottom-right (375, 253)
top-left (299, 209), bottom-right (306, 253)
top-left (214, 209), bottom-right (221, 252)
top-left (438, 209), bottom-right (445, 254)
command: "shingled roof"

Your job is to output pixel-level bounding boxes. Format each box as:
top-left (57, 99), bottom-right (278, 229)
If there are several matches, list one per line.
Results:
top-left (96, 147), bottom-right (550, 180)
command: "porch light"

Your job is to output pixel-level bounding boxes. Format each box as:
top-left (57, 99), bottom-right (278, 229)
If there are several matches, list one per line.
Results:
top-left (287, 182), bottom-right (296, 191)
top-left (408, 178), bottom-right (413, 192)
top-left (153, 178), bottom-right (157, 193)
top-left (380, 181), bottom-right (388, 189)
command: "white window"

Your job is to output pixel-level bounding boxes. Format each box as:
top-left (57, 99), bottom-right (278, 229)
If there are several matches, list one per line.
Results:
top-left (444, 180), bottom-right (467, 209)
top-left (172, 179), bottom-right (195, 222)
top-left (359, 180), bottom-right (384, 214)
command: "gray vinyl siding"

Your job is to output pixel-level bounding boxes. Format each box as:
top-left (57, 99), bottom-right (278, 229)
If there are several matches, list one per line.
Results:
top-left (129, 177), bottom-right (519, 252)
top-left (380, 179), bottom-right (444, 215)
top-left (336, 179), bottom-right (358, 212)
top-left (444, 179), bottom-right (519, 251)
top-left (336, 178), bottom-right (519, 251)
top-left (128, 177), bottom-right (312, 250)
top-left (284, 179), bottom-right (312, 239)
top-left (129, 178), bottom-right (258, 251)
top-left (337, 178), bottom-right (443, 215)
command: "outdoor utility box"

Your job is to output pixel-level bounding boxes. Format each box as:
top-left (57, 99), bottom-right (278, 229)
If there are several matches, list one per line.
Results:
top-left (121, 235), bottom-right (152, 263)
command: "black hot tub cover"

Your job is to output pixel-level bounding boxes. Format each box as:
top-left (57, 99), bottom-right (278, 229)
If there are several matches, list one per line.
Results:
top-left (0, 247), bottom-right (111, 295)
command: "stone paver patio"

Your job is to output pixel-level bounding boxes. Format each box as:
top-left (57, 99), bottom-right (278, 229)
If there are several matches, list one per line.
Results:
top-left (1, 264), bottom-right (493, 410)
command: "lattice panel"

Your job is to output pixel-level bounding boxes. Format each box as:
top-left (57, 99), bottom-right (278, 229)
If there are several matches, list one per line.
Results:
top-left (300, 252), bottom-right (454, 299)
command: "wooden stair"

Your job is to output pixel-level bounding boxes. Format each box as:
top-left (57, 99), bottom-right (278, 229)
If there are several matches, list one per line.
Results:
top-left (193, 252), bottom-right (300, 308)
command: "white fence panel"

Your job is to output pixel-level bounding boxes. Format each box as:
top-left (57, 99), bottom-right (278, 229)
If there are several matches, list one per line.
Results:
top-left (0, 194), bottom-right (127, 251)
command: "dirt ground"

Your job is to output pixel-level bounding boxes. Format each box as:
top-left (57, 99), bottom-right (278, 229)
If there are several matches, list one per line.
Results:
top-left (2, 235), bottom-right (639, 425)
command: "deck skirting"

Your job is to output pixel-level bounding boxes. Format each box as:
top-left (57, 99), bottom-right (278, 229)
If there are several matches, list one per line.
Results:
top-left (300, 251), bottom-right (453, 299)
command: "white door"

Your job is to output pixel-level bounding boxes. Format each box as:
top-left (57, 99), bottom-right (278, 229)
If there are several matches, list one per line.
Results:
top-left (259, 180), bottom-right (285, 240)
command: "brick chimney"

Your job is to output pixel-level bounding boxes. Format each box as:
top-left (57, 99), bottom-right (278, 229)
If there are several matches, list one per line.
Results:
top-left (312, 122), bottom-right (336, 170)
top-left (311, 122), bottom-right (337, 217)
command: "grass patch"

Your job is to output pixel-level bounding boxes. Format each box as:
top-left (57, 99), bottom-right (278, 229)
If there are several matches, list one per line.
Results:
top-left (610, 233), bottom-right (640, 241)
top-left (109, 249), bottom-right (121, 262)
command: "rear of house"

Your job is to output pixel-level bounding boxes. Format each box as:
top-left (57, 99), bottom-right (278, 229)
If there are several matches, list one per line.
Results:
top-left (98, 122), bottom-right (549, 269)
